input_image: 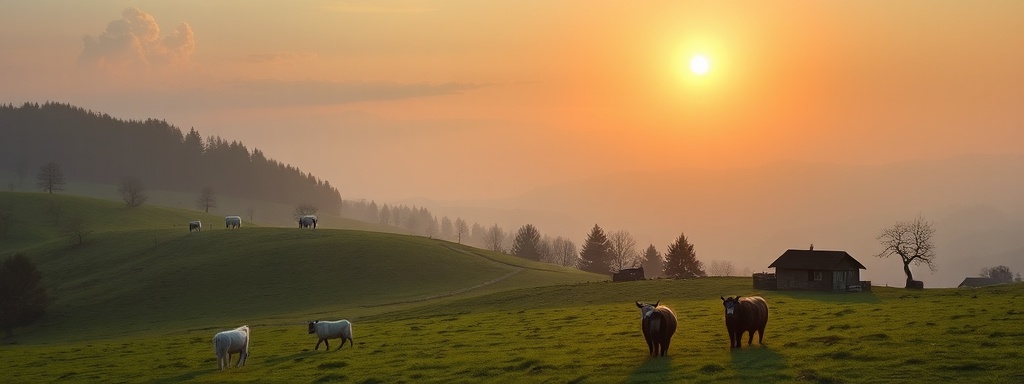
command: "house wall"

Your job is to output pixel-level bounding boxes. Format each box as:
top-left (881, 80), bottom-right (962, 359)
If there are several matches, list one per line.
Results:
top-left (776, 268), bottom-right (832, 290)
top-left (776, 268), bottom-right (862, 291)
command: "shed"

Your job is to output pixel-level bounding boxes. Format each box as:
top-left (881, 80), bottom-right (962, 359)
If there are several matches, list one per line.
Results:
top-left (958, 277), bottom-right (1000, 288)
top-left (612, 267), bottom-right (645, 282)
top-left (768, 248), bottom-right (866, 291)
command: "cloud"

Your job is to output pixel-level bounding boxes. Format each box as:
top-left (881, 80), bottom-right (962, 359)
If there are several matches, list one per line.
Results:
top-left (79, 8), bottom-right (195, 74)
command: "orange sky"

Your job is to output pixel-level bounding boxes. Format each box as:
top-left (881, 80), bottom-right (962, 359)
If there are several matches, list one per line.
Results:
top-left (2, 1), bottom-right (1023, 201)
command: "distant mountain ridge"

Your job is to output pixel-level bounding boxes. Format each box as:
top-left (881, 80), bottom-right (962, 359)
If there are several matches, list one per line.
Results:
top-left (0, 102), bottom-right (341, 213)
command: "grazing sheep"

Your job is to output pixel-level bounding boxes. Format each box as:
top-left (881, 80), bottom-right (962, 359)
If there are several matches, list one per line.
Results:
top-left (213, 325), bottom-right (250, 370)
top-left (189, 220), bottom-right (202, 232)
top-left (225, 216), bottom-right (241, 229)
top-left (308, 320), bottom-right (353, 351)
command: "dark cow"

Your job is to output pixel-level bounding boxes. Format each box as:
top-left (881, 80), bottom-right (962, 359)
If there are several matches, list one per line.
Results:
top-left (721, 295), bottom-right (769, 348)
top-left (635, 301), bottom-right (678, 357)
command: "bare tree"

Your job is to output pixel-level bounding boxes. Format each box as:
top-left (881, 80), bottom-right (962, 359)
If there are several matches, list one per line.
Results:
top-left (875, 215), bottom-right (937, 288)
top-left (117, 176), bottom-right (148, 208)
top-left (36, 162), bottom-right (65, 194)
top-left (294, 203), bottom-right (319, 219)
top-left (549, 236), bottom-right (578, 268)
top-left (246, 207), bottom-right (255, 223)
top-left (708, 260), bottom-right (737, 276)
top-left (196, 187), bottom-right (216, 213)
top-left (61, 214), bottom-right (94, 246)
top-left (608, 230), bottom-right (639, 272)
top-left (454, 218), bottom-right (469, 244)
top-left (483, 224), bottom-right (507, 252)
top-left (980, 265), bottom-right (1014, 284)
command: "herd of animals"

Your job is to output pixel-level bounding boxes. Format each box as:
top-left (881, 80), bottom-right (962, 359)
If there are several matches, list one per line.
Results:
top-left (211, 296), bottom-right (768, 371)
top-left (187, 214), bottom-right (318, 232)
top-left (187, 212), bottom-right (767, 370)
top-left (636, 295), bottom-right (769, 358)
top-left (213, 320), bottom-right (354, 371)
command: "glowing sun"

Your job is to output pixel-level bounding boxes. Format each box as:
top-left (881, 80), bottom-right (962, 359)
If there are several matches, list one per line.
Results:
top-left (689, 55), bottom-right (710, 75)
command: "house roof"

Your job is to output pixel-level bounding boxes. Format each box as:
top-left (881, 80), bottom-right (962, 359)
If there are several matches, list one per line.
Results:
top-left (768, 249), bottom-right (866, 270)
top-left (958, 277), bottom-right (1000, 288)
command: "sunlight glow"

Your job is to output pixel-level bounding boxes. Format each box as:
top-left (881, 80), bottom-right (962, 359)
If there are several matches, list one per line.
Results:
top-left (690, 55), bottom-right (710, 75)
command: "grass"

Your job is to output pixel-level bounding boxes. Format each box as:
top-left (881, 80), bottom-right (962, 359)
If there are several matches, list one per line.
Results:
top-left (2, 192), bottom-right (1024, 383)
top-left (3, 279), bottom-right (1023, 383)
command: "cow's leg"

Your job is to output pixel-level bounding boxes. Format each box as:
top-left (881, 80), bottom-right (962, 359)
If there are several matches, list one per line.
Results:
top-left (315, 339), bottom-right (323, 350)
top-left (324, 339), bottom-right (330, 350)
top-left (747, 330), bottom-right (755, 346)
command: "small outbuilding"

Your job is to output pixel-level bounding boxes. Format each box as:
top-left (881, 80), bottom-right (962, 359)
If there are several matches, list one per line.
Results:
top-left (767, 247), bottom-right (868, 291)
top-left (958, 277), bottom-right (1000, 288)
top-left (612, 267), bottom-right (645, 282)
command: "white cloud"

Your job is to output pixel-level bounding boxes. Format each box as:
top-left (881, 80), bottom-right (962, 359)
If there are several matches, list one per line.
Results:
top-left (79, 8), bottom-right (195, 74)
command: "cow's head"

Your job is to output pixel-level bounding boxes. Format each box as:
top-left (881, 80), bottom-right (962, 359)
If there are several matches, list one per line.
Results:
top-left (636, 301), bottom-right (659, 319)
top-left (721, 296), bottom-right (742, 316)
top-left (307, 321), bottom-right (318, 334)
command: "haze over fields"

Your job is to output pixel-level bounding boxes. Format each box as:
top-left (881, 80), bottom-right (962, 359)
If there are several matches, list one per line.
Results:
top-left (2, 1), bottom-right (1023, 287)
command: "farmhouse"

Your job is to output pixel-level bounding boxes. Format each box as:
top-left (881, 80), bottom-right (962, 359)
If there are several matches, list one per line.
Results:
top-left (766, 248), bottom-right (868, 291)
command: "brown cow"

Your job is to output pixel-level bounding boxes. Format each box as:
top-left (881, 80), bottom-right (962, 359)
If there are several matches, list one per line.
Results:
top-left (635, 301), bottom-right (678, 357)
top-left (721, 296), bottom-right (769, 348)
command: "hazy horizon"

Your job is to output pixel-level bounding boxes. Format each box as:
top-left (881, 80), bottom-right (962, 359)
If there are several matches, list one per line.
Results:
top-left (3, 1), bottom-right (1023, 287)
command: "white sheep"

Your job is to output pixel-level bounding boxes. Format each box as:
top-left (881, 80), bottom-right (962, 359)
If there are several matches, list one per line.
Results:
top-left (212, 325), bottom-right (250, 370)
top-left (307, 320), bottom-right (353, 351)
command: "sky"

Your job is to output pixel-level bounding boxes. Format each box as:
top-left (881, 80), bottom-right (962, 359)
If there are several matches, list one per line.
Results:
top-left (3, 1), bottom-right (1024, 286)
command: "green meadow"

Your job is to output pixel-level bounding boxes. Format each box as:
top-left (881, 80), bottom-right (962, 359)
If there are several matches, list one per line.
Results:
top-left (1, 192), bottom-right (1023, 383)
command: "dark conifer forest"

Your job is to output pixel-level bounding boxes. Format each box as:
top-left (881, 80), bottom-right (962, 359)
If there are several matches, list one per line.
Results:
top-left (0, 102), bottom-right (341, 213)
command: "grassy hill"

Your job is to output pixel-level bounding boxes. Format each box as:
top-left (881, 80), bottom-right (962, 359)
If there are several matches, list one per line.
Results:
top-left (2, 192), bottom-right (1023, 383)
top-left (2, 277), bottom-right (1022, 383)
top-left (0, 192), bottom-right (602, 343)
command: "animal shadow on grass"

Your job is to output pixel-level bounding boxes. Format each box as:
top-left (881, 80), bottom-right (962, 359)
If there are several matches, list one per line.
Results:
top-left (625, 356), bottom-right (673, 383)
top-left (730, 346), bottom-right (787, 383)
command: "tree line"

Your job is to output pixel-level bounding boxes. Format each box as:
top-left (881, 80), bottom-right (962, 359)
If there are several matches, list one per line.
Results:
top-left (342, 198), bottom-right (707, 278)
top-left (0, 102), bottom-right (341, 213)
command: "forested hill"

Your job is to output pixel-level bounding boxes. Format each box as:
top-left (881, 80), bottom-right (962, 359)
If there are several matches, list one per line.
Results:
top-left (0, 102), bottom-right (341, 213)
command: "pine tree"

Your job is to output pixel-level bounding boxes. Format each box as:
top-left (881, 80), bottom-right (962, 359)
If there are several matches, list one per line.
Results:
top-left (640, 244), bottom-right (663, 278)
top-left (511, 224), bottom-right (542, 261)
top-left (664, 232), bottom-right (705, 278)
top-left (579, 224), bottom-right (612, 274)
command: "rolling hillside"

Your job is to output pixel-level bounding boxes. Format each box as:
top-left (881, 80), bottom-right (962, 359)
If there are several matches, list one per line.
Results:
top-left (0, 192), bottom-right (603, 343)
